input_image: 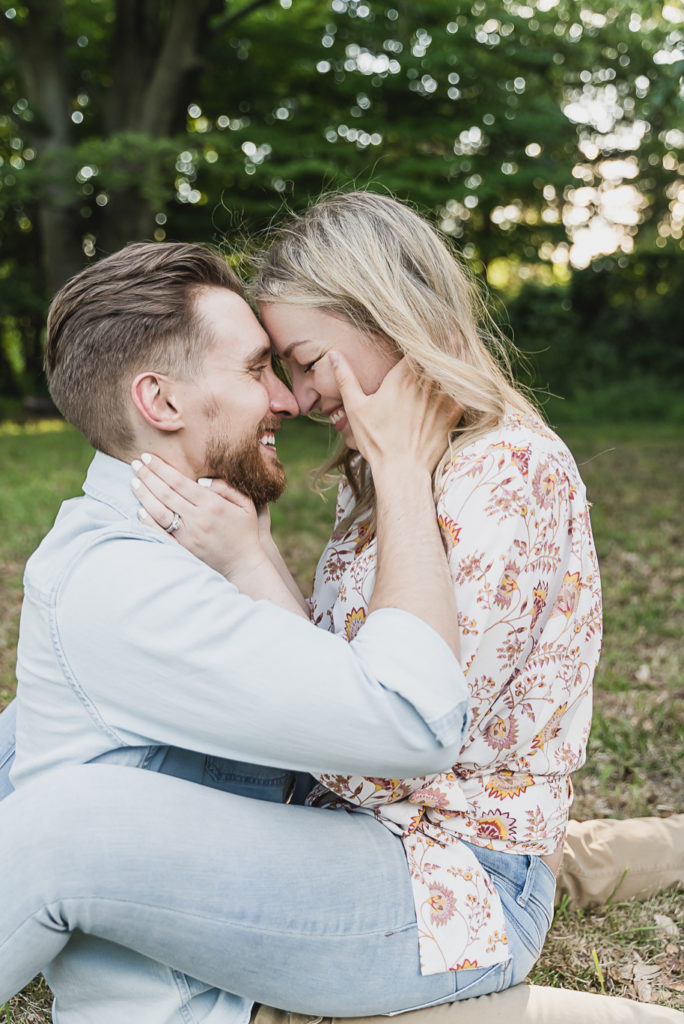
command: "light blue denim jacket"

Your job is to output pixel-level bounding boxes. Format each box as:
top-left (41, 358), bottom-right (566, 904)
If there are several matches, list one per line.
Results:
top-left (0, 450), bottom-right (471, 1023)
top-left (7, 450), bottom-right (470, 793)
top-left (0, 700), bottom-right (15, 798)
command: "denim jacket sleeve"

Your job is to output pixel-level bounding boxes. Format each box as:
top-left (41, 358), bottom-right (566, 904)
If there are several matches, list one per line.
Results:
top-left (38, 534), bottom-right (469, 778)
top-left (0, 700), bottom-right (16, 799)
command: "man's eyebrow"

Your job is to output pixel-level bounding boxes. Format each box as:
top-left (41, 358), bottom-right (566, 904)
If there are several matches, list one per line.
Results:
top-left (245, 344), bottom-right (272, 367)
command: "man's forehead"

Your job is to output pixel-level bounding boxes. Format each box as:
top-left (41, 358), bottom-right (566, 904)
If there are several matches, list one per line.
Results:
top-left (196, 287), bottom-right (272, 366)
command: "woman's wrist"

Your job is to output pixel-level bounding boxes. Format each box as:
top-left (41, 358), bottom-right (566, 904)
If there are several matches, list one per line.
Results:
top-left (259, 530), bottom-right (280, 561)
top-left (219, 544), bottom-right (269, 583)
top-left (229, 548), bottom-right (309, 618)
top-left (371, 459), bottom-right (432, 494)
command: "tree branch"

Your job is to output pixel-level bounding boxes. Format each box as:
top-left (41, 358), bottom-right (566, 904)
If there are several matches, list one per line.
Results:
top-left (212, 0), bottom-right (274, 34)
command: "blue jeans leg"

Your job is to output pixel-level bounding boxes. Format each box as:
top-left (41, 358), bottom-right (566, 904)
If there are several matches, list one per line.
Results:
top-left (48, 752), bottom-right (299, 1024)
top-left (0, 765), bottom-right (555, 1016)
top-left (3, 704), bottom-right (300, 1021)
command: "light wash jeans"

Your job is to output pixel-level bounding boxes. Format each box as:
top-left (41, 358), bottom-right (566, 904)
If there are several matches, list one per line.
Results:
top-left (0, 700), bottom-right (310, 1024)
top-left (0, 764), bottom-right (556, 1017)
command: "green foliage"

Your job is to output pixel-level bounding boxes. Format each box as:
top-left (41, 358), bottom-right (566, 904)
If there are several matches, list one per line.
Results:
top-left (502, 250), bottom-right (684, 411)
top-left (0, 0), bottom-right (683, 395)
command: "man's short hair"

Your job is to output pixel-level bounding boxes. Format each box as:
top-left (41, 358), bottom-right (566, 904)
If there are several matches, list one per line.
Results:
top-left (45, 241), bottom-right (244, 455)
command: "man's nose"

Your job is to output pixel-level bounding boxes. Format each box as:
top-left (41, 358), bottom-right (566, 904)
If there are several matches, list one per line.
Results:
top-left (269, 376), bottom-right (299, 418)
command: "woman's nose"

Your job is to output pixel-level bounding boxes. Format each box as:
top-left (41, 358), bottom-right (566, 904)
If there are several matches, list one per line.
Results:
top-left (290, 378), bottom-right (318, 416)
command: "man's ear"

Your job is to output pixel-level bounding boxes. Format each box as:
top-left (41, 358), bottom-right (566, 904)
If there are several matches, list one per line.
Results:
top-left (130, 372), bottom-right (185, 432)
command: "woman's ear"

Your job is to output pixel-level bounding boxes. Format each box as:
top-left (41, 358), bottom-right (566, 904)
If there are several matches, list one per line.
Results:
top-left (130, 372), bottom-right (184, 432)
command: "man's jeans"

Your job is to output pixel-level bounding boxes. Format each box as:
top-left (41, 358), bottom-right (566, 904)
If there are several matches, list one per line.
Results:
top-left (0, 764), bottom-right (557, 1020)
top-left (0, 700), bottom-right (302, 1024)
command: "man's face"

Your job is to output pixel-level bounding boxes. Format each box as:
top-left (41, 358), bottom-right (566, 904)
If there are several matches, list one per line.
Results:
top-left (176, 288), bottom-right (298, 504)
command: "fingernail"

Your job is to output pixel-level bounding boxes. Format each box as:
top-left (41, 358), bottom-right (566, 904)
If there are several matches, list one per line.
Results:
top-left (138, 507), bottom-right (148, 520)
top-left (329, 351), bottom-right (340, 369)
top-left (131, 478), bottom-right (141, 491)
top-left (197, 477), bottom-right (212, 488)
top-left (141, 452), bottom-right (152, 465)
top-left (131, 459), bottom-right (142, 472)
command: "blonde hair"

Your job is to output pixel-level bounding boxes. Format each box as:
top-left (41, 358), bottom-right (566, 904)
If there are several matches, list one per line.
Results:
top-left (251, 190), bottom-right (538, 531)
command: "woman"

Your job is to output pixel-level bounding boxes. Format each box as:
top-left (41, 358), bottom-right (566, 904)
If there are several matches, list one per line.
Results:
top-left (250, 190), bottom-right (600, 972)
top-left (0, 192), bottom-right (600, 1012)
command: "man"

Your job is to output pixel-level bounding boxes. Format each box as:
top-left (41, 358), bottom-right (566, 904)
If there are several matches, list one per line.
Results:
top-left (0, 240), bottom-right (469, 1024)
top-left (0, 242), bottom-right (681, 1024)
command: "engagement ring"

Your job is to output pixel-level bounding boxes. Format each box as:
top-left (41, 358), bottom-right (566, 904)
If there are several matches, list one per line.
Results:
top-left (166, 511), bottom-right (182, 534)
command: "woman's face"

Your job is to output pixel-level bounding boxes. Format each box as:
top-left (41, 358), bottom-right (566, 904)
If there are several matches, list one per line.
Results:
top-left (260, 303), bottom-right (399, 449)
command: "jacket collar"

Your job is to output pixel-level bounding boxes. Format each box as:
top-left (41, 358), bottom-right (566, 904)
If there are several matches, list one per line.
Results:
top-left (82, 450), bottom-right (140, 521)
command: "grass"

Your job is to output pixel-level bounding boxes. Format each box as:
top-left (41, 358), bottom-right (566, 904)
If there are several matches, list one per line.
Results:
top-left (531, 889), bottom-right (683, 1002)
top-left (554, 418), bottom-right (684, 825)
top-left (0, 410), bottom-right (682, 1019)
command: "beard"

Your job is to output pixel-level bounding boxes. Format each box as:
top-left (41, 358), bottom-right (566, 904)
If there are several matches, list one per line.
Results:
top-left (204, 421), bottom-right (286, 506)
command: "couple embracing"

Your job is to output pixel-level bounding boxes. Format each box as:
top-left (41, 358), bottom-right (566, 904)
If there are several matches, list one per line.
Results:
top-left (0, 191), bottom-right (665, 1023)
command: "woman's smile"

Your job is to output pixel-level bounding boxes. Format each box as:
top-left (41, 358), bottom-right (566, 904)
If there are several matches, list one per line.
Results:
top-left (260, 302), bottom-right (399, 450)
top-left (327, 406), bottom-right (347, 431)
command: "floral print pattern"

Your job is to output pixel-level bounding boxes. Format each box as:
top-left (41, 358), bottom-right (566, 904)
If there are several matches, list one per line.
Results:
top-left (308, 411), bottom-right (602, 976)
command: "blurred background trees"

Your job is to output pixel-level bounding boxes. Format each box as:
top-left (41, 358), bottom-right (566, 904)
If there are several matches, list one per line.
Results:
top-left (1, 0), bottom-right (682, 411)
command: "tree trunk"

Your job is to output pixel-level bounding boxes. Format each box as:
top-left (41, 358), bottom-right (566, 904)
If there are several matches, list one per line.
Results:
top-left (10, 0), bottom-right (277, 281)
top-left (93, 0), bottom-right (228, 253)
top-left (106, 0), bottom-right (224, 137)
top-left (36, 200), bottom-right (85, 296)
top-left (0, 345), bottom-right (21, 398)
top-left (21, 316), bottom-right (49, 395)
top-left (9, 0), bottom-right (84, 293)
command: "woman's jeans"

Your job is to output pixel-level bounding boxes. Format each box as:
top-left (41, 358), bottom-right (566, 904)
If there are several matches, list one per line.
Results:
top-left (0, 765), bottom-right (556, 1018)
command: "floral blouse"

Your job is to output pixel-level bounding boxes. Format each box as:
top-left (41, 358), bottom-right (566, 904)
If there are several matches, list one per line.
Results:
top-left (308, 410), bottom-right (602, 976)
